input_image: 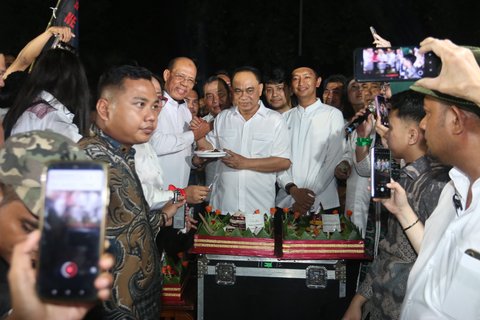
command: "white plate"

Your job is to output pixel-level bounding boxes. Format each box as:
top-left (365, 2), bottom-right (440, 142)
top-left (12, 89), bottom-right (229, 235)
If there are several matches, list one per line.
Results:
top-left (194, 150), bottom-right (227, 158)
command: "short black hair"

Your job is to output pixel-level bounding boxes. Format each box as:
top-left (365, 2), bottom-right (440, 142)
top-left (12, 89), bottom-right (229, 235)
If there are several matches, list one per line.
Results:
top-left (263, 67), bottom-right (288, 85)
top-left (97, 65), bottom-right (152, 97)
top-left (231, 66), bottom-right (262, 84)
top-left (204, 75), bottom-right (229, 94)
top-left (389, 89), bottom-right (425, 123)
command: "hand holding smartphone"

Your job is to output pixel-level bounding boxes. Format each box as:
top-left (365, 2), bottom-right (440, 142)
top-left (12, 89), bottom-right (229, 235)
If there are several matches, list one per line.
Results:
top-left (370, 147), bottom-right (392, 198)
top-left (354, 45), bottom-right (441, 82)
top-left (37, 161), bottom-right (109, 302)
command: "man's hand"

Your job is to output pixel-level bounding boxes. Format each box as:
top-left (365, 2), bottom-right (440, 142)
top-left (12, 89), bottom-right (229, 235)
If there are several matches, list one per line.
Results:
top-left (290, 186), bottom-right (315, 214)
top-left (185, 185), bottom-right (210, 204)
top-left (375, 180), bottom-right (411, 219)
top-left (342, 294), bottom-right (367, 320)
top-left (335, 160), bottom-right (351, 180)
top-left (416, 37), bottom-right (480, 106)
top-left (373, 33), bottom-right (391, 48)
top-left (192, 155), bottom-right (209, 169)
top-left (8, 230), bottom-right (114, 320)
top-left (162, 197), bottom-right (187, 226)
top-left (221, 149), bottom-right (248, 170)
top-left (185, 214), bottom-right (198, 232)
top-left (354, 107), bottom-right (375, 138)
top-left (191, 117), bottom-right (211, 140)
top-left (375, 120), bottom-right (389, 148)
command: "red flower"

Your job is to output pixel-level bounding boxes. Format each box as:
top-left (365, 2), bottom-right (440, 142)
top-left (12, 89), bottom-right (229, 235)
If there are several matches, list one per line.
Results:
top-left (270, 208), bottom-right (276, 216)
top-left (211, 219), bottom-right (216, 225)
top-left (346, 210), bottom-right (353, 217)
top-left (282, 207), bottom-right (289, 213)
top-left (215, 209), bottom-right (221, 215)
top-left (293, 211), bottom-right (301, 219)
top-left (254, 209), bottom-right (260, 214)
top-left (181, 261), bottom-right (189, 268)
top-left (205, 205), bottom-right (213, 213)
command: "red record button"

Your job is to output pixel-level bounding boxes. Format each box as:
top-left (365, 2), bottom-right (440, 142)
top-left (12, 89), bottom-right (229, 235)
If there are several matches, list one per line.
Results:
top-left (61, 261), bottom-right (78, 278)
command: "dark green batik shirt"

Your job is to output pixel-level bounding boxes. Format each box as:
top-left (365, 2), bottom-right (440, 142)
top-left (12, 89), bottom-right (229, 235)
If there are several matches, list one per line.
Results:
top-left (358, 155), bottom-right (450, 320)
top-left (79, 125), bottom-right (164, 320)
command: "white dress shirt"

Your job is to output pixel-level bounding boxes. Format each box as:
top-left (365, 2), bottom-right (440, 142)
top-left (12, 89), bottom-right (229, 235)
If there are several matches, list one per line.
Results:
top-left (206, 102), bottom-right (291, 214)
top-left (343, 129), bottom-right (377, 235)
top-left (149, 92), bottom-right (194, 189)
top-left (276, 99), bottom-right (344, 211)
top-left (11, 90), bottom-right (82, 142)
top-left (202, 112), bottom-right (218, 202)
top-left (401, 168), bottom-right (480, 319)
top-left (133, 142), bottom-right (174, 210)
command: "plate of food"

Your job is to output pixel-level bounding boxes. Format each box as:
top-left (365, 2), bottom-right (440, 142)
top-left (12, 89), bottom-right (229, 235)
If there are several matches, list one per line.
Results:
top-left (194, 150), bottom-right (227, 158)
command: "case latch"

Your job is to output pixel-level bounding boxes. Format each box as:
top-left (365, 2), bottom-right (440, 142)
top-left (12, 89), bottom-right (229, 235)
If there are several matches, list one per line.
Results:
top-left (215, 263), bottom-right (236, 285)
top-left (305, 265), bottom-right (328, 289)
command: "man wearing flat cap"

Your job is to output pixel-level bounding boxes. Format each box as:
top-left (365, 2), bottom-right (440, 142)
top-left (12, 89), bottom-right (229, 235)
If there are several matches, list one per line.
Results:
top-left (376, 39), bottom-right (480, 319)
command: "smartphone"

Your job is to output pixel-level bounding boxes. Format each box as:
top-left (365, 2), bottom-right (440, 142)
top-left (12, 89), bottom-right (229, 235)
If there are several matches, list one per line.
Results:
top-left (173, 205), bottom-right (186, 229)
top-left (354, 46), bottom-right (441, 82)
top-left (37, 161), bottom-right (109, 301)
top-left (370, 147), bottom-right (391, 198)
top-left (369, 26), bottom-right (377, 38)
top-left (375, 95), bottom-right (389, 127)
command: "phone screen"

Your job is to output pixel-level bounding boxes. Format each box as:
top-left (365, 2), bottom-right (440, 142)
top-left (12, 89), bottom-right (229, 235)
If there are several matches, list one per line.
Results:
top-left (375, 95), bottom-right (389, 127)
top-left (354, 46), bottom-right (441, 82)
top-left (37, 161), bottom-right (108, 301)
top-left (370, 147), bottom-right (391, 198)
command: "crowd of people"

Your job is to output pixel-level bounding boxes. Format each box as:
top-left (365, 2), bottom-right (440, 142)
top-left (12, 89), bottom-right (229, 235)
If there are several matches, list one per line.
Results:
top-left (1, 25), bottom-right (480, 320)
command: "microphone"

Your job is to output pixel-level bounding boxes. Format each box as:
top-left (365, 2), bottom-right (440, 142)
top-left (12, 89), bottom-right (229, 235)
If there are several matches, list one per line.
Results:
top-left (345, 102), bottom-right (376, 135)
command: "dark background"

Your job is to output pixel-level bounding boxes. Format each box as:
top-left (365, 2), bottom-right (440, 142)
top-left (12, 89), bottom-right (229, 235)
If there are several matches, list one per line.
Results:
top-left (1, 0), bottom-right (479, 90)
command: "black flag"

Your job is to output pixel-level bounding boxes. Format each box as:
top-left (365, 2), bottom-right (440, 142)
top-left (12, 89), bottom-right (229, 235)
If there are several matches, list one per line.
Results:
top-left (49, 0), bottom-right (79, 49)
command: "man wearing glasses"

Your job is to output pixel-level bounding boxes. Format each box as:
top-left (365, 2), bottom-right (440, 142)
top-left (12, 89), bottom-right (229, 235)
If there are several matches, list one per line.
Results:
top-left (149, 57), bottom-right (210, 204)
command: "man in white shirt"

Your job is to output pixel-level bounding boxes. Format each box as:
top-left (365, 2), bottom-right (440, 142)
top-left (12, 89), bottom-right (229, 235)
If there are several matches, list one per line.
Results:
top-left (196, 66), bottom-right (291, 214)
top-left (378, 39), bottom-right (480, 319)
top-left (276, 62), bottom-right (344, 214)
top-left (149, 57), bottom-right (210, 203)
top-left (200, 76), bottom-right (232, 199)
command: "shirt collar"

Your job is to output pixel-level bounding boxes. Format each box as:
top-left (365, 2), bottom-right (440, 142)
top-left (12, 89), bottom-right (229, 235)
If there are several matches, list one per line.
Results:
top-left (401, 155), bottom-right (434, 180)
top-left (38, 90), bottom-right (74, 116)
top-left (296, 98), bottom-right (322, 114)
top-left (89, 124), bottom-right (135, 158)
top-left (233, 100), bottom-right (267, 119)
top-left (164, 91), bottom-right (185, 106)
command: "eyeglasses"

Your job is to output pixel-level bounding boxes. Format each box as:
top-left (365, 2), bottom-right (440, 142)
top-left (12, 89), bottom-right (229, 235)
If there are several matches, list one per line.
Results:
top-left (172, 73), bottom-right (196, 87)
